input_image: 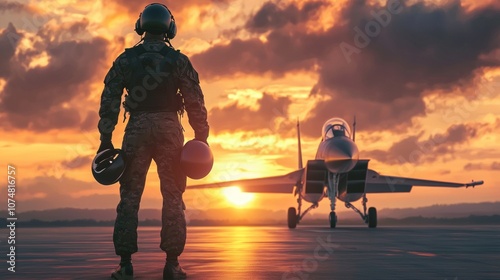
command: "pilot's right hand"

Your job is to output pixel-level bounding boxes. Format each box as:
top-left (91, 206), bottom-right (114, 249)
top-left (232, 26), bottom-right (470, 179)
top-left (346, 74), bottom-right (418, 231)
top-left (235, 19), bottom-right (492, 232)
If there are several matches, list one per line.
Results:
top-left (195, 130), bottom-right (209, 146)
top-left (97, 141), bottom-right (114, 154)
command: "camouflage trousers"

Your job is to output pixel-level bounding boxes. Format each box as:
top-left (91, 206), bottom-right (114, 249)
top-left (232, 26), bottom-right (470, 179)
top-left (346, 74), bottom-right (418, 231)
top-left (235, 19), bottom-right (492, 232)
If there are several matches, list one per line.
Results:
top-left (113, 111), bottom-right (186, 257)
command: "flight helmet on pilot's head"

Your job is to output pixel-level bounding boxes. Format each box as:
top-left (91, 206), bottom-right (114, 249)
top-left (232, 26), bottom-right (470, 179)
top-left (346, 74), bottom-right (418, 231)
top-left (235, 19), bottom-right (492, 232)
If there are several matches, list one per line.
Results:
top-left (135, 3), bottom-right (177, 39)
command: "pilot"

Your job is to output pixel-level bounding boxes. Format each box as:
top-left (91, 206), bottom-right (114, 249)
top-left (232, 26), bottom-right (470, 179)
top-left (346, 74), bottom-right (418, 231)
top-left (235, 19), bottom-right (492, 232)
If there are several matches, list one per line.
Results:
top-left (324, 124), bottom-right (347, 139)
top-left (97, 3), bottom-right (209, 280)
top-left (331, 124), bottom-right (346, 137)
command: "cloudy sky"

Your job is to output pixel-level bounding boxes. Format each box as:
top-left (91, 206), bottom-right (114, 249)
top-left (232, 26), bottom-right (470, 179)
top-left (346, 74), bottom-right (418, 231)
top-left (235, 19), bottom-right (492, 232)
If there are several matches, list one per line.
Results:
top-left (0, 0), bottom-right (499, 216)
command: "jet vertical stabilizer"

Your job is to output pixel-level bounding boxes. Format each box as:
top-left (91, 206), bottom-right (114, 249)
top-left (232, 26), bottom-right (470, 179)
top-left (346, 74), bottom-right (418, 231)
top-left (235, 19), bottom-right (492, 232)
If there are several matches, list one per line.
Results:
top-left (353, 116), bottom-right (356, 142)
top-left (297, 119), bottom-right (303, 170)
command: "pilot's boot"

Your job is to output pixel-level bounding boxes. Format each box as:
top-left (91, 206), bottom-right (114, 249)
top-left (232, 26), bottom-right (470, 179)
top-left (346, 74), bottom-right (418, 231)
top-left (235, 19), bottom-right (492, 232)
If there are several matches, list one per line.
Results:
top-left (111, 262), bottom-right (133, 280)
top-left (112, 255), bottom-right (133, 280)
top-left (163, 262), bottom-right (187, 280)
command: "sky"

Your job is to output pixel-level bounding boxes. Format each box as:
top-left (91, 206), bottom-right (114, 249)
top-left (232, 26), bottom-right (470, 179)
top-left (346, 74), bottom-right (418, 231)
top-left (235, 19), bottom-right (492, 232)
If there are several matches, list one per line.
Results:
top-left (0, 0), bottom-right (499, 217)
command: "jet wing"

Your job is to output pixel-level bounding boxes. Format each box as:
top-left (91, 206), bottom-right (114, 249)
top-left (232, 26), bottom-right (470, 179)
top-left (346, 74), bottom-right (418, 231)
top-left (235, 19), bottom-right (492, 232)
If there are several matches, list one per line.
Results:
top-left (365, 169), bottom-right (484, 193)
top-left (188, 169), bottom-right (304, 193)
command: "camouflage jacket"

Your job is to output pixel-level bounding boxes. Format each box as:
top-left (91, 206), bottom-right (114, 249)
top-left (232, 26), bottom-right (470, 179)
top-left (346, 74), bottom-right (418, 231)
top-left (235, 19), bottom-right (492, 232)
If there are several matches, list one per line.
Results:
top-left (97, 37), bottom-right (209, 142)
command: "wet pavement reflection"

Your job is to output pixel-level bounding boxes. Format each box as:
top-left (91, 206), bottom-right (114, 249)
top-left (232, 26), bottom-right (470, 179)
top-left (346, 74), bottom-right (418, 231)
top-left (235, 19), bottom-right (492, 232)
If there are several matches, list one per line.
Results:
top-left (1, 226), bottom-right (499, 279)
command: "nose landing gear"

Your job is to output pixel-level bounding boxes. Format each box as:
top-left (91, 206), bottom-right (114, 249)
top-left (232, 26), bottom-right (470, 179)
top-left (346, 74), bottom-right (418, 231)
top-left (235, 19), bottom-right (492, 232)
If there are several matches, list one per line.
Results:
top-left (329, 211), bottom-right (337, 228)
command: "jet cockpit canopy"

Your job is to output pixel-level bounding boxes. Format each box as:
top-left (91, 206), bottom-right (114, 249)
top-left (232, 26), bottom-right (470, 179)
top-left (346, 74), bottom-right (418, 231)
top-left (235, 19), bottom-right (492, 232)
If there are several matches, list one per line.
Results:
top-left (322, 118), bottom-right (352, 140)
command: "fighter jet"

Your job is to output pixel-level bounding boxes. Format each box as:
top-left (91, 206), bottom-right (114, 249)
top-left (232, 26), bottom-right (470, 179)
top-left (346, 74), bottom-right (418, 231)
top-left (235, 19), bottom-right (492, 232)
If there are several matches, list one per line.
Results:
top-left (189, 117), bottom-right (484, 228)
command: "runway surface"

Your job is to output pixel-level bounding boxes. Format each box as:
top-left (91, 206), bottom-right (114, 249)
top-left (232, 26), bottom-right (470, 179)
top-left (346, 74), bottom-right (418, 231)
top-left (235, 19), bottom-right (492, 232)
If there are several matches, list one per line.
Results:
top-left (1, 226), bottom-right (499, 280)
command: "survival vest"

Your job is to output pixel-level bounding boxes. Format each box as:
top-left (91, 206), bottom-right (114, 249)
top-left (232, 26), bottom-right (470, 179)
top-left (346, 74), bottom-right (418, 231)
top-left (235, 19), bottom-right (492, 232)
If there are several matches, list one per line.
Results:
top-left (122, 44), bottom-right (182, 114)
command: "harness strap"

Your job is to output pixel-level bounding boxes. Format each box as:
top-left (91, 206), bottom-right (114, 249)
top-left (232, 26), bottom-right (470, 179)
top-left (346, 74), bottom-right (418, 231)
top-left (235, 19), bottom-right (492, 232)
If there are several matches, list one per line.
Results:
top-left (122, 44), bottom-right (182, 122)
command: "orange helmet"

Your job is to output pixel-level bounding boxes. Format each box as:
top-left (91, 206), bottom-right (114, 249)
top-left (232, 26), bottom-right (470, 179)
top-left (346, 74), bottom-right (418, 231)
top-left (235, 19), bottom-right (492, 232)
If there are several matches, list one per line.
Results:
top-left (180, 140), bottom-right (213, 179)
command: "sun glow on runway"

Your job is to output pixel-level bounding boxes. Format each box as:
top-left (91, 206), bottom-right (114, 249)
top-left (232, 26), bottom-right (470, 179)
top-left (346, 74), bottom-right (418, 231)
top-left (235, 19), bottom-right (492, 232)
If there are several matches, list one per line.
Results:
top-left (221, 187), bottom-right (255, 208)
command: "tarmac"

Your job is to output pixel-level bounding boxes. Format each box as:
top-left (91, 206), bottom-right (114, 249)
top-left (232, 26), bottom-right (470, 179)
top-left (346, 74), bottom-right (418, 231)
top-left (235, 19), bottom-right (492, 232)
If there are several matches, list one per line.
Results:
top-left (1, 225), bottom-right (499, 280)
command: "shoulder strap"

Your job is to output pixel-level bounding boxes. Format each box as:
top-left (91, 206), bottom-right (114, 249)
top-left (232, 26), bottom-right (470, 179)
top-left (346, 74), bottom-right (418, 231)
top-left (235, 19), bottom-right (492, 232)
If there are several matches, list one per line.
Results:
top-left (124, 45), bottom-right (149, 89)
top-left (159, 46), bottom-right (181, 67)
top-left (124, 45), bottom-right (147, 71)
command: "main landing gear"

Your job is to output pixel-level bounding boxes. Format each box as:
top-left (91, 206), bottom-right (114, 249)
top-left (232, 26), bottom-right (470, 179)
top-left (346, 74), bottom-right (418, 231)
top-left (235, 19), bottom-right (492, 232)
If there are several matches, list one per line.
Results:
top-left (345, 194), bottom-right (377, 228)
top-left (287, 204), bottom-right (318, 229)
top-left (288, 207), bottom-right (297, 228)
top-left (287, 193), bottom-right (318, 229)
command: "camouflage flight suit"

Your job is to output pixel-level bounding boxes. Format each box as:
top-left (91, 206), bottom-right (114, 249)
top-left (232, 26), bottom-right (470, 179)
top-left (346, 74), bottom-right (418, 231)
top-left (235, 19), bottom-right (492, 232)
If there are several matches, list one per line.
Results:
top-left (98, 36), bottom-right (209, 258)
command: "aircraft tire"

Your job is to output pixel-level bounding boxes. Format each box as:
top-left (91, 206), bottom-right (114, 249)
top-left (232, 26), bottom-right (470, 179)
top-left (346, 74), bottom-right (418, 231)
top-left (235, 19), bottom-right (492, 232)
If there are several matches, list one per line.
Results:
top-left (368, 207), bottom-right (377, 228)
top-left (329, 211), bottom-right (337, 228)
top-left (287, 207), bottom-right (297, 229)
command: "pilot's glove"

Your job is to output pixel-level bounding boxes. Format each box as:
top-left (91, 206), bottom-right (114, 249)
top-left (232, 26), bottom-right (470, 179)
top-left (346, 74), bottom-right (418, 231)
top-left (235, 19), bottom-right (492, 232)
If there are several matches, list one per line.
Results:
top-left (97, 141), bottom-right (114, 154)
top-left (195, 130), bottom-right (209, 145)
top-left (195, 137), bottom-right (209, 146)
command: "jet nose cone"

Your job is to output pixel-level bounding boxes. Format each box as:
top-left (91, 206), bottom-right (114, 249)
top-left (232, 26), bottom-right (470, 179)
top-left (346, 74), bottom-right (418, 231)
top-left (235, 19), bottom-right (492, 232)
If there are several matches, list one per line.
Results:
top-left (324, 137), bottom-right (359, 173)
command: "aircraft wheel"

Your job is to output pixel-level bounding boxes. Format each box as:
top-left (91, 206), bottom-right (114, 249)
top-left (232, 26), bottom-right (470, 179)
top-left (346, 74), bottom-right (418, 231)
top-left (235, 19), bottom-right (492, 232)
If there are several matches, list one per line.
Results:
top-left (368, 207), bottom-right (377, 228)
top-left (329, 212), bottom-right (337, 228)
top-left (287, 207), bottom-right (297, 229)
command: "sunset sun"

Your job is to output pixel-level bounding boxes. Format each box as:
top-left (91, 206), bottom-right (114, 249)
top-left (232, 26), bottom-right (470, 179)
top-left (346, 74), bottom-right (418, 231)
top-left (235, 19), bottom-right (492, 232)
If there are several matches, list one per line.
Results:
top-left (221, 187), bottom-right (255, 208)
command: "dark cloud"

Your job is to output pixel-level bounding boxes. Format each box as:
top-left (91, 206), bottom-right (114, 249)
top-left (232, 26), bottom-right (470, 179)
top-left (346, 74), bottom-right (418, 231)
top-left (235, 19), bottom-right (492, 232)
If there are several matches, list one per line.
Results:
top-left (463, 163), bottom-right (483, 170)
top-left (0, 23), bottom-right (22, 78)
top-left (192, 2), bottom-right (332, 78)
top-left (307, 0), bottom-right (500, 134)
top-left (440, 170), bottom-right (451, 175)
top-left (192, 0), bottom-right (500, 135)
top-left (365, 123), bottom-right (478, 165)
top-left (192, 32), bottom-right (327, 78)
top-left (81, 110), bottom-right (99, 131)
top-left (2, 38), bottom-right (107, 113)
top-left (0, 21), bottom-right (109, 131)
top-left (209, 92), bottom-right (292, 133)
top-left (0, 2), bottom-right (34, 13)
top-left (314, 0), bottom-right (500, 98)
top-left (299, 95), bottom-right (425, 137)
top-left (492, 162), bottom-right (500, 170)
top-left (110, 0), bottom-right (232, 17)
top-left (7, 108), bottom-right (82, 131)
top-left (62, 155), bottom-right (93, 169)
top-left (245, 1), bottom-right (327, 34)
top-left (464, 161), bottom-right (500, 171)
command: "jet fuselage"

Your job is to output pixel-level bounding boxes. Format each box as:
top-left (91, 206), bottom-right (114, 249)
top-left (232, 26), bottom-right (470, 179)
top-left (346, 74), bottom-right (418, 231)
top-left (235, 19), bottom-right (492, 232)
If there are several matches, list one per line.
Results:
top-left (299, 118), bottom-right (361, 204)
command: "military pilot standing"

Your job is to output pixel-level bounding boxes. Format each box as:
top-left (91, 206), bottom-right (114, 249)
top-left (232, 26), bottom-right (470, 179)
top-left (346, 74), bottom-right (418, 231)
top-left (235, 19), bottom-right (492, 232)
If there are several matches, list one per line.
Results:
top-left (97, 3), bottom-right (209, 280)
